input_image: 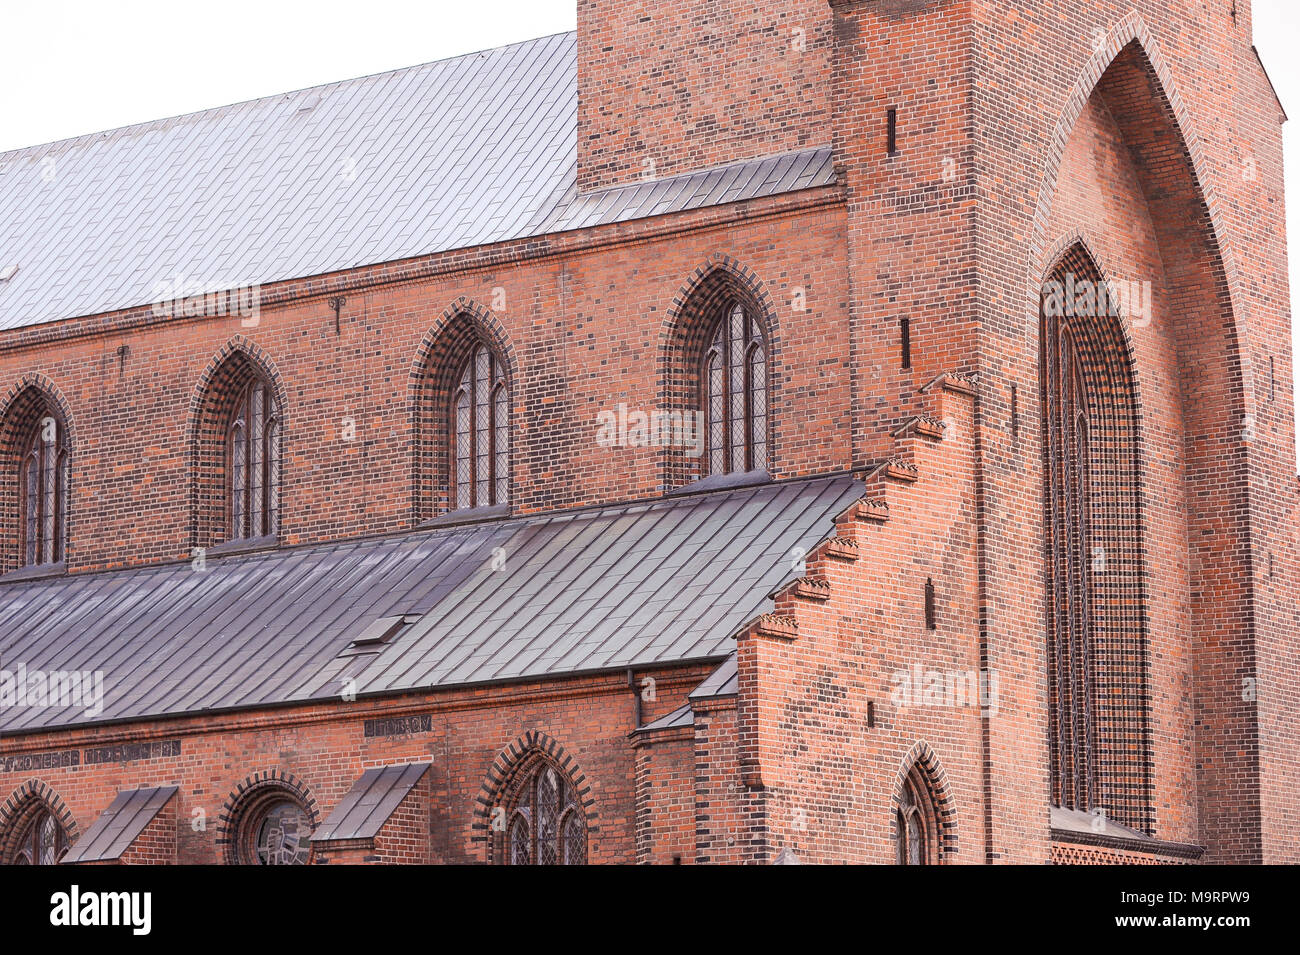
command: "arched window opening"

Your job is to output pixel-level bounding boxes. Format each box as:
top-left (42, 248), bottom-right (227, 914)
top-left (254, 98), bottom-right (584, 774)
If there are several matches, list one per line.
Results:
top-left (451, 342), bottom-right (508, 510)
top-left (8, 807), bottom-right (68, 865)
top-left (702, 302), bottom-right (767, 476)
top-left (503, 761), bottom-right (586, 866)
top-left (19, 411), bottom-right (68, 567)
top-left (227, 376), bottom-right (280, 541)
top-left (895, 767), bottom-right (936, 866)
top-left (230, 790), bottom-right (312, 866)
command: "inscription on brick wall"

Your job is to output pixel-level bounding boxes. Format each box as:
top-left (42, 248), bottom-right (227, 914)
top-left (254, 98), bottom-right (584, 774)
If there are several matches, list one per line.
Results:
top-left (1, 740), bottom-right (180, 773)
top-left (364, 715), bottom-right (432, 738)
top-left (83, 740), bottom-right (181, 765)
top-left (0, 749), bottom-right (80, 773)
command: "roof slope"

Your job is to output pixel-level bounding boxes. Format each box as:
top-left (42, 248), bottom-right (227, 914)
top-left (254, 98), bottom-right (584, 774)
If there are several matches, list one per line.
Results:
top-left (0, 31), bottom-right (834, 331)
top-left (0, 474), bottom-right (860, 734)
top-left (312, 763), bottom-right (431, 843)
top-left (60, 785), bottom-right (177, 863)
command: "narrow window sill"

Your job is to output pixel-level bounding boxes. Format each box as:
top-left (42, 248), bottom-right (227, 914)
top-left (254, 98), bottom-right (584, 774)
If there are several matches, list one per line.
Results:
top-left (418, 503), bottom-right (510, 529)
top-left (205, 534), bottom-right (279, 558)
top-left (0, 560), bottom-right (68, 584)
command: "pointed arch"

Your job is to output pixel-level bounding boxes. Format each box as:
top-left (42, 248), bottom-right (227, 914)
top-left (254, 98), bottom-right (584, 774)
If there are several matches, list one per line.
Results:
top-left (1028, 19), bottom-right (1263, 844)
top-left (0, 375), bottom-right (75, 573)
top-left (187, 337), bottom-right (288, 550)
top-left (1039, 241), bottom-right (1153, 829)
top-left (410, 297), bottom-right (516, 521)
top-left (890, 741), bottom-right (957, 864)
top-left (472, 730), bottom-right (598, 864)
top-left (1026, 13), bottom-right (1250, 419)
top-left (660, 255), bottom-right (779, 488)
top-left (0, 779), bottom-right (78, 865)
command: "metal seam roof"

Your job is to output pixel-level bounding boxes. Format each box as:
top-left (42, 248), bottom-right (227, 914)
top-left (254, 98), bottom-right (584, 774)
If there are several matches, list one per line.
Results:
top-left (0, 474), bottom-right (861, 735)
top-left (312, 763), bottom-right (432, 843)
top-left (0, 31), bottom-right (836, 332)
top-left (60, 785), bottom-right (178, 863)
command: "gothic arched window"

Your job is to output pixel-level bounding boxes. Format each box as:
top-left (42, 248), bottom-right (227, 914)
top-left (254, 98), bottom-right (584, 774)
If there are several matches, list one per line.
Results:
top-left (9, 808), bottom-right (68, 865)
top-left (1041, 312), bottom-right (1098, 813)
top-left (504, 761), bottom-right (586, 866)
top-left (895, 768), bottom-right (935, 866)
top-left (19, 411), bottom-right (68, 567)
top-left (227, 375), bottom-right (280, 541)
top-left (451, 342), bottom-right (508, 509)
top-left (702, 302), bottom-right (767, 476)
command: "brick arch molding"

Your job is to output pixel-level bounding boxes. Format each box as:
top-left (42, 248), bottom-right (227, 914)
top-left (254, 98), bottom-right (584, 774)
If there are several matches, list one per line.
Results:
top-left (472, 730), bottom-right (599, 863)
top-left (891, 740), bottom-right (958, 863)
top-left (1025, 11), bottom-right (1250, 417)
top-left (658, 254), bottom-right (781, 488)
top-left (0, 779), bottom-right (79, 862)
top-left (0, 374), bottom-right (77, 572)
top-left (409, 296), bottom-right (517, 522)
top-left (217, 769), bottom-right (319, 865)
top-left (186, 336), bottom-right (288, 550)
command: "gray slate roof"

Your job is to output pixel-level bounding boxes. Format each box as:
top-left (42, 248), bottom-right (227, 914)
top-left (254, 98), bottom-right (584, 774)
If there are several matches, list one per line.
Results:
top-left (0, 474), bottom-right (861, 735)
top-left (0, 30), bottom-right (835, 331)
top-left (61, 785), bottom-right (177, 863)
top-left (313, 763), bottom-right (431, 843)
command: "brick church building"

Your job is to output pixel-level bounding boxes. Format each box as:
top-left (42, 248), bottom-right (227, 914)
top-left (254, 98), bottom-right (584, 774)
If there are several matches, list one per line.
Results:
top-left (0, 0), bottom-right (1296, 865)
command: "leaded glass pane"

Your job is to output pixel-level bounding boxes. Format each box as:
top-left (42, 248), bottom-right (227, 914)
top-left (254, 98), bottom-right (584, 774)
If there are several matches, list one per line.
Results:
top-left (493, 383), bottom-right (509, 505)
top-left (474, 347), bottom-right (491, 507)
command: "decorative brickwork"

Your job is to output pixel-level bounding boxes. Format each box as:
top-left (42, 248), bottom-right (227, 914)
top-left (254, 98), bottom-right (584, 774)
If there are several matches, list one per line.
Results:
top-left (0, 779), bottom-right (78, 863)
top-left (217, 770), bottom-right (318, 866)
top-left (410, 298), bottom-right (516, 521)
top-left (187, 338), bottom-right (288, 551)
top-left (659, 255), bottom-right (779, 489)
top-left (472, 730), bottom-right (599, 864)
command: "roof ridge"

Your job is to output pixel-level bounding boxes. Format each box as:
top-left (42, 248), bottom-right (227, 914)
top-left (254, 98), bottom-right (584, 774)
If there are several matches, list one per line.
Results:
top-left (0, 30), bottom-right (576, 160)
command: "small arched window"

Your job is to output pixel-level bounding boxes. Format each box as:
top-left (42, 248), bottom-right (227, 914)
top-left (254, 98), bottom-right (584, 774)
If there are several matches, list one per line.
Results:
top-left (19, 411), bottom-right (68, 567)
top-left (895, 767), bottom-right (935, 866)
top-left (702, 302), bottom-right (767, 476)
top-left (451, 342), bottom-right (508, 510)
top-left (504, 761), bottom-right (586, 865)
top-left (9, 807), bottom-right (68, 865)
top-left (227, 375), bottom-right (280, 541)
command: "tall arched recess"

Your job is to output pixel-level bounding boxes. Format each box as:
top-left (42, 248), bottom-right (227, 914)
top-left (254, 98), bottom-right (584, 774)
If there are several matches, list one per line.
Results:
top-left (188, 339), bottom-right (288, 552)
top-left (1038, 243), bottom-right (1151, 832)
top-left (1029, 18), bottom-right (1266, 859)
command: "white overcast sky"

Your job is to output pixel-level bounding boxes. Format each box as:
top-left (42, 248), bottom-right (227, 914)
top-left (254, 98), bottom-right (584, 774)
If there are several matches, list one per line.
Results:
top-left (1, 0), bottom-right (1297, 464)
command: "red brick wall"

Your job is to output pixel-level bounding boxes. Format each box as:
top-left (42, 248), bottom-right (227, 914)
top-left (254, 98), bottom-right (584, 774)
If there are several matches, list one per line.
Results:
top-left (632, 726), bottom-right (694, 863)
top-left (576, 0), bottom-right (833, 190)
top-left (691, 702), bottom-right (744, 864)
top-left (0, 199), bottom-right (848, 573)
top-left (0, 665), bottom-right (708, 865)
top-left (114, 800), bottom-right (177, 865)
top-left (957, 0), bottom-right (1297, 863)
top-left (723, 380), bottom-right (987, 864)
